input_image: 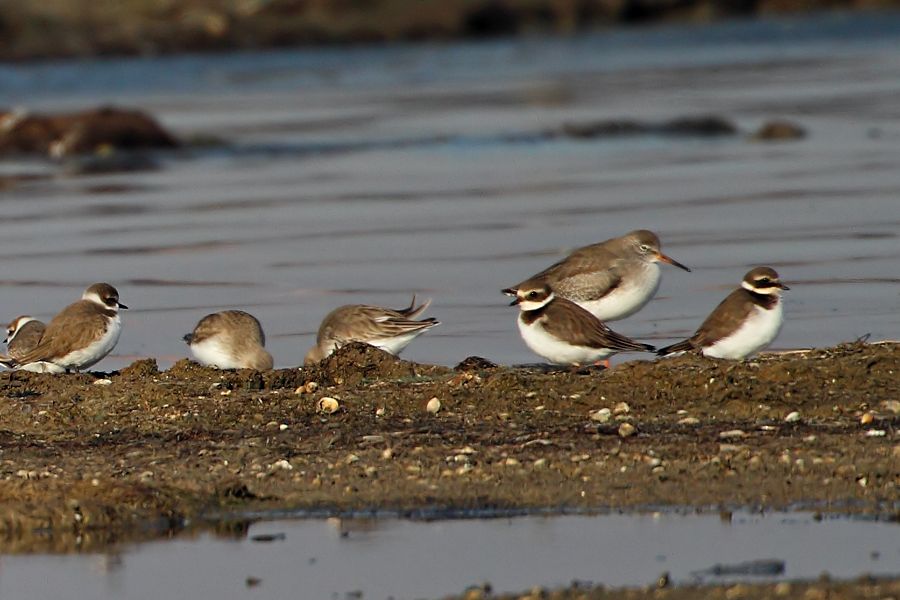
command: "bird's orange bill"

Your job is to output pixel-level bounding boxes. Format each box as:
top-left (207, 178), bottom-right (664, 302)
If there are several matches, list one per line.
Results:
top-left (656, 252), bottom-right (691, 272)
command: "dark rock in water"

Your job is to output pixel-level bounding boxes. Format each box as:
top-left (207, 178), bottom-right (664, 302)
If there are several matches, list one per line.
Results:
top-left (561, 119), bottom-right (646, 138)
top-left (693, 558), bottom-right (786, 578)
top-left (558, 115), bottom-right (738, 139)
top-left (62, 152), bottom-right (161, 175)
top-left (0, 106), bottom-right (179, 158)
top-left (455, 356), bottom-right (499, 371)
top-left (752, 119), bottom-right (807, 141)
top-left (659, 116), bottom-right (738, 135)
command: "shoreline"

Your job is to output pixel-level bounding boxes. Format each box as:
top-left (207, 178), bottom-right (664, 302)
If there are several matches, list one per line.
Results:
top-left (0, 341), bottom-right (896, 551)
top-left (1, 3), bottom-right (899, 62)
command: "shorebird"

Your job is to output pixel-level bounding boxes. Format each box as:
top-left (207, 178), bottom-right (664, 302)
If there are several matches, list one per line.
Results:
top-left (6, 283), bottom-right (126, 372)
top-left (657, 266), bottom-right (789, 360)
top-left (0, 315), bottom-right (62, 373)
top-left (511, 283), bottom-right (655, 366)
top-left (503, 229), bottom-right (690, 321)
top-left (184, 310), bottom-right (274, 370)
top-left (4, 315), bottom-right (45, 360)
top-left (305, 296), bottom-right (438, 364)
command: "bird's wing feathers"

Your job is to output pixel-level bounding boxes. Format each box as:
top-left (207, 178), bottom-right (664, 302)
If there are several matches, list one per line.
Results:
top-left (542, 300), bottom-right (653, 352)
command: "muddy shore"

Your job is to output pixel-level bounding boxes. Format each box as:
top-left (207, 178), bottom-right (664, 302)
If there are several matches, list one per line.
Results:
top-left (444, 577), bottom-right (900, 600)
top-left (0, 341), bottom-right (897, 551)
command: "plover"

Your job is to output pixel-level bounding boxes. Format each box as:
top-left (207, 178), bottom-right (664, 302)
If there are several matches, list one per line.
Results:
top-left (8, 283), bottom-right (126, 372)
top-left (304, 296), bottom-right (438, 364)
top-left (512, 283), bottom-right (655, 366)
top-left (0, 316), bottom-right (63, 373)
top-left (503, 229), bottom-right (690, 321)
top-left (184, 310), bottom-right (274, 370)
top-left (657, 266), bottom-right (789, 360)
top-left (4, 316), bottom-right (46, 360)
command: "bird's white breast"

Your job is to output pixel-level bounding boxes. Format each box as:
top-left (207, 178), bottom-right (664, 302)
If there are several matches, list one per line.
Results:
top-left (703, 301), bottom-right (783, 360)
top-left (190, 335), bottom-right (242, 369)
top-left (517, 315), bottom-right (613, 365)
top-left (57, 314), bottom-right (122, 370)
top-left (578, 262), bottom-right (660, 321)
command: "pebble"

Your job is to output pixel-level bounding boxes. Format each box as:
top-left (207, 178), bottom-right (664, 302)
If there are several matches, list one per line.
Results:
top-left (613, 402), bottom-right (631, 415)
top-left (677, 417), bottom-right (700, 426)
top-left (590, 408), bottom-right (611, 423)
top-left (426, 397), bottom-right (441, 414)
top-left (860, 412), bottom-right (874, 425)
top-left (271, 459), bottom-right (292, 471)
top-left (719, 430), bottom-right (746, 439)
top-left (532, 458), bottom-right (547, 469)
top-left (375, 407), bottom-right (386, 416)
top-left (618, 422), bottom-right (637, 438)
top-left (93, 378), bottom-right (113, 386)
top-left (865, 429), bottom-right (886, 437)
top-left (784, 411), bottom-right (801, 423)
top-left (317, 397), bottom-right (340, 414)
top-left (381, 448), bottom-right (394, 460)
top-left (881, 400), bottom-right (900, 414)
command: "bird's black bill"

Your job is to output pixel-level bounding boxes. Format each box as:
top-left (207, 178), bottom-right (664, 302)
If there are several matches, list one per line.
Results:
top-left (657, 253), bottom-right (691, 272)
top-left (509, 298), bottom-right (521, 306)
top-left (118, 302), bottom-right (129, 309)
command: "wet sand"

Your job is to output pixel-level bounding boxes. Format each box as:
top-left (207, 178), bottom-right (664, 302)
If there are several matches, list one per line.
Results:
top-left (0, 341), bottom-right (896, 547)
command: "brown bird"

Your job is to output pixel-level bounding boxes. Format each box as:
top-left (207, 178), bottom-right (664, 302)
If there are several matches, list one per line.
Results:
top-left (184, 310), bottom-right (273, 370)
top-left (4, 315), bottom-right (46, 360)
top-left (305, 296), bottom-right (438, 364)
top-left (657, 267), bottom-right (789, 360)
top-left (503, 229), bottom-right (690, 321)
top-left (9, 283), bottom-right (126, 372)
top-left (511, 283), bottom-right (655, 365)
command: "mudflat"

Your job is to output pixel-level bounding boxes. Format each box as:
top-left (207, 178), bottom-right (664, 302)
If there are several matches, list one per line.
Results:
top-left (0, 341), bottom-right (896, 550)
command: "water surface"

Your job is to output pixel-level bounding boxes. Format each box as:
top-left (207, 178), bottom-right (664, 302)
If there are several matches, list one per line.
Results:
top-left (1, 12), bottom-right (899, 369)
top-left (1, 511), bottom-right (897, 599)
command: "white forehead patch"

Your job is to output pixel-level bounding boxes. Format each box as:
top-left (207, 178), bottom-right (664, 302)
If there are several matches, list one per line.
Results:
top-left (742, 279), bottom-right (779, 295)
top-left (8, 316), bottom-right (35, 337)
top-left (83, 291), bottom-right (113, 306)
top-left (517, 290), bottom-right (555, 311)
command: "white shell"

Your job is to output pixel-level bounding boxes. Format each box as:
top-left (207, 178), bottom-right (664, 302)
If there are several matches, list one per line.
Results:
top-left (426, 397), bottom-right (441, 414)
top-left (317, 397), bottom-right (339, 414)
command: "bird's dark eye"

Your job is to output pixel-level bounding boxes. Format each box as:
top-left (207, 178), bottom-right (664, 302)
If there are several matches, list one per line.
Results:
top-left (639, 244), bottom-right (650, 252)
top-left (758, 278), bottom-right (770, 284)
top-left (527, 291), bottom-right (539, 299)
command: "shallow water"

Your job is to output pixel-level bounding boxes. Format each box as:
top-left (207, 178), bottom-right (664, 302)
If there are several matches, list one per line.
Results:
top-left (1, 12), bottom-right (900, 369)
top-left (1, 511), bottom-right (897, 599)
